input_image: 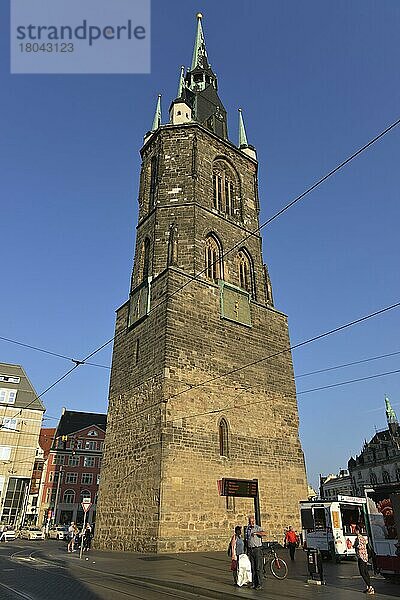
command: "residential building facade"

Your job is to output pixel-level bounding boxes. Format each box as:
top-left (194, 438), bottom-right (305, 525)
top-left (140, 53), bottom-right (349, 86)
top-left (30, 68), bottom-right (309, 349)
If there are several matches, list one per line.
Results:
top-left (39, 409), bottom-right (106, 526)
top-left (319, 469), bottom-right (354, 499)
top-left (96, 14), bottom-right (307, 553)
top-left (0, 363), bottom-right (45, 527)
top-left (25, 428), bottom-right (55, 525)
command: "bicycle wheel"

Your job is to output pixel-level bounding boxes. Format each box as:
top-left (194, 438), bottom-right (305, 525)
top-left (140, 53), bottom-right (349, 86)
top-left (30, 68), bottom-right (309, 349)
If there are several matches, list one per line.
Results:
top-left (270, 556), bottom-right (288, 579)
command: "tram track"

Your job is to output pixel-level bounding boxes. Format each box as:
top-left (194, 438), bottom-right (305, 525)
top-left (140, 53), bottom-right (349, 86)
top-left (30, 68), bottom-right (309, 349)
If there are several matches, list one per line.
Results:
top-left (8, 548), bottom-right (212, 600)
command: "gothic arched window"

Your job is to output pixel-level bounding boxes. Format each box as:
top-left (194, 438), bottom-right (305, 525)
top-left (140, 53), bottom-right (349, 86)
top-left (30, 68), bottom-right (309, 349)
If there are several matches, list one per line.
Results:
top-left (370, 472), bottom-right (377, 485)
top-left (237, 249), bottom-right (254, 296)
top-left (205, 235), bottom-right (222, 282)
top-left (219, 418), bottom-right (229, 457)
top-left (149, 155), bottom-right (158, 209)
top-left (382, 470), bottom-right (390, 483)
top-left (143, 237), bottom-right (151, 279)
top-left (213, 160), bottom-right (236, 217)
top-left (63, 489), bottom-right (75, 504)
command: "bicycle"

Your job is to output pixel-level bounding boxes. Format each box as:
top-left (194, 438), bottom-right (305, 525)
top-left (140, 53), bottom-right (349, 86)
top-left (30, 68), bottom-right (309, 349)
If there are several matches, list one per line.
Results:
top-left (262, 541), bottom-right (288, 580)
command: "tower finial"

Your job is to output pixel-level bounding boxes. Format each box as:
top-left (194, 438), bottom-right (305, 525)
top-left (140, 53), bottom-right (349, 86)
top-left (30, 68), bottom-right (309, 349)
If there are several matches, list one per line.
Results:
top-left (238, 108), bottom-right (248, 148)
top-left (191, 13), bottom-right (208, 70)
top-left (385, 395), bottom-right (398, 424)
top-left (151, 94), bottom-right (162, 132)
top-left (177, 66), bottom-right (185, 99)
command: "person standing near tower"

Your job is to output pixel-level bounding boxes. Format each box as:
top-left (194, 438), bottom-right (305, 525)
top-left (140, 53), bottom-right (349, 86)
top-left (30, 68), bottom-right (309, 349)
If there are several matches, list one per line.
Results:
top-left (353, 526), bottom-right (374, 595)
top-left (246, 515), bottom-right (267, 590)
top-left (284, 526), bottom-right (299, 561)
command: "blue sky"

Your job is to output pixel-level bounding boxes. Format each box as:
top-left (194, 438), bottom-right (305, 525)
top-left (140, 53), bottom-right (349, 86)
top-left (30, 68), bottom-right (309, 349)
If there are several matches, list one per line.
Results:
top-left (1, 1), bottom-right (399, 489)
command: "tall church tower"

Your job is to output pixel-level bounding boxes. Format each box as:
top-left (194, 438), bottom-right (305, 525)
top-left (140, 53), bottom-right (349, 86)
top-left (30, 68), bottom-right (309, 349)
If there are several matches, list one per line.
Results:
top-left (96, 14), bottom-right (307, 552)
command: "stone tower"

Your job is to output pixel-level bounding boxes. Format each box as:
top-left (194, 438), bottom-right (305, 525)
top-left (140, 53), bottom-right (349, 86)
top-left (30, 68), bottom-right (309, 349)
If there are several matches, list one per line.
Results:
top-left (95, 14), bottom-right (307, 553)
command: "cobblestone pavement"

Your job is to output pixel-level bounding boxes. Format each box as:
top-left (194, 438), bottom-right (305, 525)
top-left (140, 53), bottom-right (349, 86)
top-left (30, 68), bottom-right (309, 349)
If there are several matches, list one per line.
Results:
top-left (0, 540), bottom-right (399, 599)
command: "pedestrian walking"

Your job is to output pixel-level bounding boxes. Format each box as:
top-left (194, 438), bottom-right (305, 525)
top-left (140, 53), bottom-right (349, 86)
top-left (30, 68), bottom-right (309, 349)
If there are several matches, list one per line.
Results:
top-left (246, 515), bottom-right (267, 591)
top-left (229, 526), bottom-right (245, 586)
top-left (83, 524), bottom-right (92, 552)
top-left (284, 526), bottom-right (299, 561)
top-left (67, 522), bottom-right (78, 553)
top-left (353, 526), bottom-right (374, 595)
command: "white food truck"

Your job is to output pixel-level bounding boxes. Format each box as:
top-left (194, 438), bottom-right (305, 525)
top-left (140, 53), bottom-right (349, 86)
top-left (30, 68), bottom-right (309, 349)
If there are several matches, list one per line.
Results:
top-left (300, 495), bottom-right (368, 561)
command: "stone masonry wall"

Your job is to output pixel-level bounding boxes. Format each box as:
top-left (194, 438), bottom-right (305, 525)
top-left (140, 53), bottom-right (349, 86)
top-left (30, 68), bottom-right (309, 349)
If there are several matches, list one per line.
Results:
top-left (96, 122), bottom-right (307, 553)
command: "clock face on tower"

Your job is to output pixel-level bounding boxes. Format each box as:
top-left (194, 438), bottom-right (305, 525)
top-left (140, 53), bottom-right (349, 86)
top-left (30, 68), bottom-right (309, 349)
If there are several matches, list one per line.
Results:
top-left (219, 281), bottom-right (251, 327)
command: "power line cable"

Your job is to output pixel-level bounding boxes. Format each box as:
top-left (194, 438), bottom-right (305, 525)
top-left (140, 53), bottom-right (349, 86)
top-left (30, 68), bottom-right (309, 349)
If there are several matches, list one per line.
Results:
top-left (149, 116), bottom-right (400, 312)
top-left (296, 350), bottom-right (400, 378)
top-left (107, 300), bottom-right (400, 429)
top-left (60, 116), bottom-right (400, 368)
top-left (164, 301), bottom-right (400, 403)
top-left (0, 335), bottom-right (110, 369)
top-left (168, 368), bottom-right (400, 424)
top-left (4, 118), bottom-right (399, 422)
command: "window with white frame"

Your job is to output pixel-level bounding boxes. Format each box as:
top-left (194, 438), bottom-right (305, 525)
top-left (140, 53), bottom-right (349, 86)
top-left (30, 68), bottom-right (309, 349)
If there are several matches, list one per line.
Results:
top-left (65, 472), bottom-right (78, 484)
top-left (81, 473), bottom-right (93, 485)
top-left (97, 474), bottom-right (100, 485)
top-left (0, 446), bottom-right (11, 461)
top-left (53, 455), bottom-right (64, 465)
top-left (83, 456), bottom-right (95, 468)
top-left (87, 430), bottom-right (98, 437)
top-left (0, 388), bottom-right (17, 404)
top-left (63, 489), bottom-right (75, 504)
top-left (46, 488), bottom-right (57, 503)
top-left (85, 441), bottom-right (97, 451)
top-left (49, 471), bottom-right (61, 483)
top-left (68, 456), bottom-right (80, 467)
top-left (1, 417), bottom-right (17, 431)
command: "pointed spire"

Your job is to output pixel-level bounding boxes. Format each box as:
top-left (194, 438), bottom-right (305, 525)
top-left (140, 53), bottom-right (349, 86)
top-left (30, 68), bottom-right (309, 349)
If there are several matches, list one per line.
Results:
top-left (385, 395), bottom-right (398, 424)
top-left (238, 108), bottom-right (248, 148)
top-left (151, 94), bottom-right (162, 132)
top-left (191, 13), bottom-right (208, 70)
top-left (177, 66), bottom-right (185, 99)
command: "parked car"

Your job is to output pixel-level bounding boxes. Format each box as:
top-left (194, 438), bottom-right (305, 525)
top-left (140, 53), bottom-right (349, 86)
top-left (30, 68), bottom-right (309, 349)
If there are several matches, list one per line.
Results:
top-left (48, 526), bottom-right (69, 540)
top-left (0, 527), bottom-right (16, 541)
top-left (19, 527), bottom-right (45, 540)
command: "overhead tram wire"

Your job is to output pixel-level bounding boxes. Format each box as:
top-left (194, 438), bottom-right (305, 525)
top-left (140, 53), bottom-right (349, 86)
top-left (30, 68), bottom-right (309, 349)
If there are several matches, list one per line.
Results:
top-left (295, 349), bottom-right (400, 378)
top-left (0, 334), bottom-right (110, 369)
top-left (163, 301), bottom-right (400, 404)
top-left (4, 118), bottom-right (399, 418)
top-left (113, 363), bottom-right (400, 485)
top-left (27, 114), bottom-right (400, 372)
top-left (149, 115), bottom-right (400, 312)
top-left (106, 300), bottom-right (400, 429)
top-left (172, 367), bottom-right (400, 424)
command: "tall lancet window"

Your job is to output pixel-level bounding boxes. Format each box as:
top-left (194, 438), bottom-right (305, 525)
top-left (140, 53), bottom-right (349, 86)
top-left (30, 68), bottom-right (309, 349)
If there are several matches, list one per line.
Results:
top-left (219, 418), bottom-right (229, 457)
top-left (205, 235), bottom-right (222, 282)
top-left (237, 250), bottom-right (254, 297)
top-left (149, 156), bottom-right (158, 209)
top-left (213, 160), bottom-right (235, 217)
top-left (143, 237), bottom-right (151, 279)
